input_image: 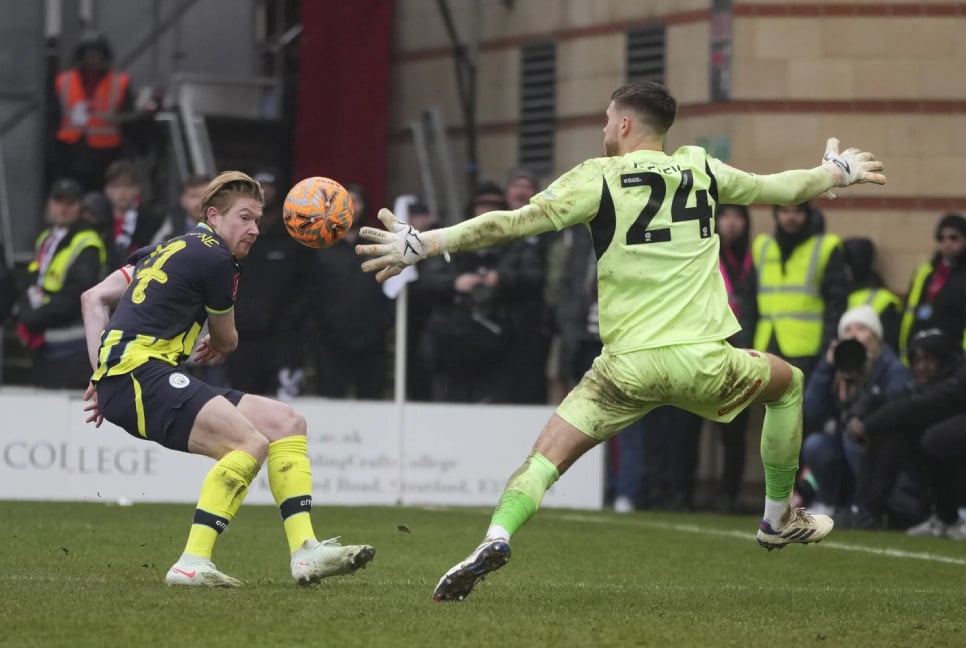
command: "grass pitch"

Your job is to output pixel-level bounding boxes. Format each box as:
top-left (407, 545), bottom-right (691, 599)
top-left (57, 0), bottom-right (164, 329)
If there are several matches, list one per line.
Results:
top-left (1, 501), bottom-right (964, 647)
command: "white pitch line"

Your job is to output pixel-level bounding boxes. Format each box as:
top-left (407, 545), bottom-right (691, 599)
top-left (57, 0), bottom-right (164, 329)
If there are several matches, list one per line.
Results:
top-left (0, 574), bottom-right (114, 584)
top-left (556, 513), bottom-right (966, 566)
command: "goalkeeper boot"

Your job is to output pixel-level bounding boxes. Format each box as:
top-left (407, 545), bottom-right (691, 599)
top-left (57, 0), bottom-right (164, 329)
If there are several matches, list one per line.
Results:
top-left (290, 537), bottom-right (375, 585)
top-left (432, 538), bottom-right (511, 602)
top-left (165, 556), bottom-right (242, 588)
top-left (757, 507), bottom-right (834, 550)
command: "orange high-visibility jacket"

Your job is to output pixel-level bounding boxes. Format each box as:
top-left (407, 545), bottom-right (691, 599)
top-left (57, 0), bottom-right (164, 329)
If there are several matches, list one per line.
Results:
top-left (55, 69), bottom-right (130, 148)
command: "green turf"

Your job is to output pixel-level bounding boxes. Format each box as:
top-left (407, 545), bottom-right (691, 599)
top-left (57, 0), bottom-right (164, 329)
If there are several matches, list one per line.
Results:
top-left (1, 501), bottom-right (964, 647)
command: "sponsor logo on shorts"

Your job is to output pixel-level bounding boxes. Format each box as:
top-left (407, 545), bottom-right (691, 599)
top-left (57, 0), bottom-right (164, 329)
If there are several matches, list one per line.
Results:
top-left (717, 379), bottom-right (762, 416)
top-left (169, 373), bottom-right (190, 389)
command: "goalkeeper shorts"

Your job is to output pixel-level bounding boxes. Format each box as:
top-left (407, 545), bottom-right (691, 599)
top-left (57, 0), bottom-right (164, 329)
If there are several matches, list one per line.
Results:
top-left (556, 340), bottom-right (771, 442)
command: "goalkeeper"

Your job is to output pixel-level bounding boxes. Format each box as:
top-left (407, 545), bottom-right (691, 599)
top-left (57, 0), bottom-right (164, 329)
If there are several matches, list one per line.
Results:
top-left (357, 80), bottom-right (886, 602)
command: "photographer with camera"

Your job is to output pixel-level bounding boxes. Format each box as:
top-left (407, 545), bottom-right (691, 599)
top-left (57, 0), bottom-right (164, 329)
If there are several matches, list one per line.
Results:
top-left (417, 182), bottom-right (511, 403)
top-left (800, 306), bottom-right (912, 517)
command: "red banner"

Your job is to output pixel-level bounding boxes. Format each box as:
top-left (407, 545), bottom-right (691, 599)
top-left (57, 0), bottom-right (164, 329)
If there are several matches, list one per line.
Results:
top-left (294, 0), bottom-right (393, 225)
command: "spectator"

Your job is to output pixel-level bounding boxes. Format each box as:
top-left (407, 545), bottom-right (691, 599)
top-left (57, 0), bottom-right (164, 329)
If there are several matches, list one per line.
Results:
top-left (551, 225), bottom-right (596, 397)
top-left (713, 204), bottom-right (758, 511)
top-left (843, 237), bottom-right (902, 353)
top-left (401, 200), bottom-right (438, 401)
top-left (312, 183), bottom-right (391, 399)
top-left (504, 167), bottom-right (539, 210)
top-left (906, 361), bottom-right (966, 539)
top-left (849, 329), bottom-right (962, 529)
top-left (498, 168), bottom-right (553, 404)
top-left (630, 407), bottom-right (703, 512)
top-left (0, 242), bottom-right (14, 325)
top-left (753, 202), bottom-right (848, 382)
top-left (898, 213), bottom-right (966, 360)
top-left (800, 305), bottom-right (911, 517)
top-left (79, 191), bottom-right (116, 267)
top-left (151, 174), bottom-right (212, 245)
top-left (226, 169), bottom-right (315, 398)
top-left (51, 31), bottom-right (132, 191)
top-left (102, 160), bottom-right (161, 266)
top-left (417, 182), bottom-right (510, 402)
top-left (16, 178), bottom-right (106, 388)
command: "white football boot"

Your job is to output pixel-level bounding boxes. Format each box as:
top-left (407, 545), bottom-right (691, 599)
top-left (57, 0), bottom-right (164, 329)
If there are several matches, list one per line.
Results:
top-left (290, 537), bottom-right (375, 585)
top-left (165, 556), bottom-right (242, 588)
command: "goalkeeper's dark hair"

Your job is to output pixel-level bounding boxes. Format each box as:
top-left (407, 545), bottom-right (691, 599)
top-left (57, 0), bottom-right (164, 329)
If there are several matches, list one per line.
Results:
top-left (610, 81), bottom-right (677, 134)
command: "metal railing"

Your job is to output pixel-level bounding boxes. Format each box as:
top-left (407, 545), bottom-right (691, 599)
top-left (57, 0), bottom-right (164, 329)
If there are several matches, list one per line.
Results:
top-left (409, 107), bottom-right (463, 226)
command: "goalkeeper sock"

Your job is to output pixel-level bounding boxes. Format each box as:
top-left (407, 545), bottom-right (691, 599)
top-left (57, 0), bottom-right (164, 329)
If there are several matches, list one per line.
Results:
top-left (267, 436), bottom-right (317, 553)
top-left (488, 452), bottom-right (560, 540)
top-left (184, 450), bottom-right (261, 559)
top-left (760, 366), bottom-right (804, 528)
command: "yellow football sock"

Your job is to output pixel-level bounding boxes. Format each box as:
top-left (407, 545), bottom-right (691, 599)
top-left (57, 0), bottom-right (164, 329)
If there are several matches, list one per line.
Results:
top-left (268, 436), bottom-right (317, 553)
top-left (184, 450), bottom-right (261, 559)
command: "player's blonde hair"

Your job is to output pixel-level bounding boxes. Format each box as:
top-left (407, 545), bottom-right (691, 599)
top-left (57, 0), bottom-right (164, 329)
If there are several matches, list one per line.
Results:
top-left (200, 171), bottom-right (264, 222)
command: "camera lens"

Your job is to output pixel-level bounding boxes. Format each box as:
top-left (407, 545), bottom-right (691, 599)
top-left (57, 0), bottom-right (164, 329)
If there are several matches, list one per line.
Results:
top-left (833, 339), bottom-right (867, 373)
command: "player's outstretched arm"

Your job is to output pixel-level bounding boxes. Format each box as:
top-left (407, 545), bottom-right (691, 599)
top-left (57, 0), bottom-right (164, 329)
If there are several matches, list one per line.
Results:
top-left (356, 204), bottom-right (555, 282)
top-left (755, 137), bottom-right (886, 205)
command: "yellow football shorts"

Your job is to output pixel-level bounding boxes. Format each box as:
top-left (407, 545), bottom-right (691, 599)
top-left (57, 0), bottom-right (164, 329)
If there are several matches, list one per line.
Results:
top-left (556, 340), bottom-right (772, 442)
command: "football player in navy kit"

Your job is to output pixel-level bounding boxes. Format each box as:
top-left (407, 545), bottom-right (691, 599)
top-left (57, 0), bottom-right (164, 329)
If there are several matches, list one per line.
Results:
top-left (81, 170), bottom-right (374, 587)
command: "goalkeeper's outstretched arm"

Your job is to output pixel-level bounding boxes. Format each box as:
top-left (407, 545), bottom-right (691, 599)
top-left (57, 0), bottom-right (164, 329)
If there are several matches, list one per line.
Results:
top-left (355, 204), bottom-right (556, 282)
top-left (442, 204), bottom-right (555, 251)
top-left (754, 137), bottom-right (887, 205)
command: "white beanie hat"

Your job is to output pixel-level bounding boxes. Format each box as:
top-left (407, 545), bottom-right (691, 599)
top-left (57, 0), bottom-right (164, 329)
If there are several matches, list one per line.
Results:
top-left (838, 304), bottom-right (883, 340)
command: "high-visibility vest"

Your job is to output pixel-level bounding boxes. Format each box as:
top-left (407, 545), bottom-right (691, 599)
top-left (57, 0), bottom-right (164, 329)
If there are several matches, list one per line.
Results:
top-left (753, 233), bottom-right (841, 358)
top-left (55, 69), bottom-right (129, 148)
top-left (897, 261), bottom-right (966, 357)
top-left (28, 228), bottom-right (106, 342)
top-left (848, 287), bottom-right (902, 317)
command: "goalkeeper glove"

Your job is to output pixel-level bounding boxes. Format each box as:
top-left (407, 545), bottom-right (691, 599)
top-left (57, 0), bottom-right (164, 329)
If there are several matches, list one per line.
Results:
top-left (820, 137), bottom-right (886, 198)
top-left (356, 208), bottom-right (448, 282)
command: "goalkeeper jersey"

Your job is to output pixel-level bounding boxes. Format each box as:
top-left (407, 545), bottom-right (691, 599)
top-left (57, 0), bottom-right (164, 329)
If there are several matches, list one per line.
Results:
top-left (531, 145), bottom-right (765, 353)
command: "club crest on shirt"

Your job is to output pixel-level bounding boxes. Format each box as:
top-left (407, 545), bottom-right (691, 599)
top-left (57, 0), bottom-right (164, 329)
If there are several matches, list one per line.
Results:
top-left (169, 373), bottom-right (190, 389)
top-left (232, 273), bottom-right (240, 301)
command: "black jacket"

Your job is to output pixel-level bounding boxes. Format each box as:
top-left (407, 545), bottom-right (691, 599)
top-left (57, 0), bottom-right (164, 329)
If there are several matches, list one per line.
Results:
top-left (234, 225), bottom-right (316, 339)
top-left (907, 250), bottom-right (966, 345)
top-left (0, 244), bottom-right (14, 323)
top-left (314, 234), bottom-right (391, 354)
top-left (498, 234), bottom-right (552, 338)
top-left (863, 354), bottom-right (966, 435)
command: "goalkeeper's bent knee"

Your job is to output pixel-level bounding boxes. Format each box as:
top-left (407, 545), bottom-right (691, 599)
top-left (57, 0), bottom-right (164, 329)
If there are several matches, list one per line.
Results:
top-left (768, 365), bottom-right (803, 410)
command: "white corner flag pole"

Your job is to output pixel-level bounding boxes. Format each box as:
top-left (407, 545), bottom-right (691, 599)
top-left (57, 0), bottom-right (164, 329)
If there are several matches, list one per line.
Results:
top-left (394, 282), bottom-right (408, 406)
top-left (386, 194), bottom-right (418, 502)
top-left (394, 282), bottom-right (408, 501)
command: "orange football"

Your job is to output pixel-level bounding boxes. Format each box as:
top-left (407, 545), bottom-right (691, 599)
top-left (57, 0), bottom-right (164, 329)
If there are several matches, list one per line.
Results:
top-left (282, 176), bottom-right (354, 248)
